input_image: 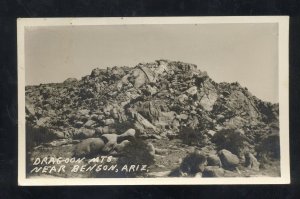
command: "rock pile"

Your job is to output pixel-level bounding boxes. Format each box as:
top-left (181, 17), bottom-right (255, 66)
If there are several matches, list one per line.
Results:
top-left (25, 60), bottom-right (280, 176)
top-left (170, 148), bottom-right (260, 177)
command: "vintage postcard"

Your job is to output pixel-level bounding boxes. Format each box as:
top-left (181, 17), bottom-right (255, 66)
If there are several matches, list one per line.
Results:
top-left (18, 17), bottom-right (290, 185)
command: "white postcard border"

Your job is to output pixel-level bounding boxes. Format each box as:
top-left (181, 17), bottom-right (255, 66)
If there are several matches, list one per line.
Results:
top-left (17, 16), bottom-right (290, 186)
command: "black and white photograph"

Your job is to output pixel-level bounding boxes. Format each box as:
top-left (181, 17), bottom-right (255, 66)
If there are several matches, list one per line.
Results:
top-left (17, 17), bottom-right (290, 185)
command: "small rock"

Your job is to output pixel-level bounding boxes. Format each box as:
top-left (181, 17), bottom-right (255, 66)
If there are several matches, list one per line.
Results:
top-left (53, 130), bottom-right (66, 139)
top-left (75, 121), bottom-right (84, 128)
top-left (194, 172), bottom-right (202, 177)
top-left (146, 85), bottom-right (158, 95)
top-left (84, 120), bottom-right (95, 128)
top-left (110, 108), bottom-right (119, 119)
top-left (166, 131), bottom-right (178, 139)
top-left (245, 152), bottom-right (260, 171)
top-left (63, 78), bottom-right (78, 84)
top-left (206, 130), bottom-right (217, 137)
top-left (25, 98), bottom-right (36, 116)
top-left (155, 164), bottom-right (166, 168)
top-left (95, 127), bottom-right (103, 135)
top-left (78, 109), bottom-right (90, 115)
top-left (36, 117), bottom-right (50, 127)
top-left (176, 114), bottom-right (189, 120)
top-left (114, 140), bottom-right (130, 152)
top-left (97, 115), bottom-right (105, 121)
top-left (218, 149), bottom-right (239, 170)
top-left (216, 114), bottom-right (225, 121)
top-left (150, 134), bottom-right (162, 140)
top-left (104, 118), bottom-right (115, 126)
top-left (146, 143), bottom-right (156, 156)
top-left (91, 114), bottom-right (98, 120)
top-left (73, 128), bottom-right (95, 139)
top-left (101, 134), bottom-right (118, 152)
top-left (202, 166), bottom-right (225, 177)
top-left (223, 169), bottom-right (240, 177)
top-left (44, 139), bottom-right (70, 147)
top-left (101, 126), bottom-right (117, 134)
top-left (177, 94), bottom-right (188, 104)
top-left (155, 148), bottom-right (168, 155)
top-left (185, 86), bottom-right (198, 96)
top-left (190, 110), bottom-right (197, 114)
top-left (207, 154), bottom-right (222, 167)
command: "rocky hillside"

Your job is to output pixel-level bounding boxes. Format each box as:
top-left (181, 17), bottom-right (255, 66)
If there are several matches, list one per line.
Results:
top-left (25, 60), bottom-right (280, 178)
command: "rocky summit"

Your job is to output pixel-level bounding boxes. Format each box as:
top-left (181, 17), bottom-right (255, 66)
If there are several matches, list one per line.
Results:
top-left (25, 60), bottom-right (280, 178)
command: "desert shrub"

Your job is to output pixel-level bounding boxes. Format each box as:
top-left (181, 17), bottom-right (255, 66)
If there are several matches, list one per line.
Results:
top-left (179, 127), bottom-right (207, 147)
top-left (111, 121), bottom-right (134, 135)
top-left (26, 122), bottom-right (57, 149)
top-left (179, 151), bottom-right (207, 174)
top-left (116, 139), bottom-right (155, 177)
top-left (169, 151), bottom-right (207, 177)
top-left (211, 128), bottom-right (250, 156)
top-left (256, 133), bottom-right (280, 160)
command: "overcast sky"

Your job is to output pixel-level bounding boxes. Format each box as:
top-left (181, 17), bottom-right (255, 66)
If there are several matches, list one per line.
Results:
top-left (25, 23), bottom-right (278, 102)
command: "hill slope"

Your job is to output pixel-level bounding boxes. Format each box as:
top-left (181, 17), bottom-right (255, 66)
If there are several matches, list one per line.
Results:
top-left (25, 60), bottom-right (280, 178)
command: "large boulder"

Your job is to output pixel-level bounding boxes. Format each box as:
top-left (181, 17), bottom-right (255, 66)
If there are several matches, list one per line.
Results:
top-left (117, 128), bottom-right (136, 142)
top-left (101, 134), bottom-right (118, 153)
top-left (218, 149), bottom-right (239, 170)
top-left (198, 81), bottom-right (218, 111)
top-left (221, 89), bottom-right (260, 121)
top-left (130, 65), bottom-right (156, 88)
top-left (207, 154), bottom-right (222, 167)
top-left (131, 68), bottom-right (147, 88)
top-left (74, 138), bottom-right (105, 157)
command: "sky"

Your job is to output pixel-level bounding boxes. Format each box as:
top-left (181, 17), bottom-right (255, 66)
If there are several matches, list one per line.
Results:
top-left (25, 23), bottom-right (278, 102)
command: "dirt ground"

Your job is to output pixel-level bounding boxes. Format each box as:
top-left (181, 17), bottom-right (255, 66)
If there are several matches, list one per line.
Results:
top-left (27, 137), bottom-right (280, 178)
